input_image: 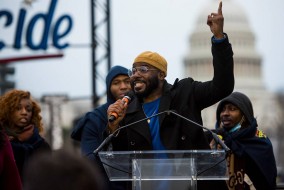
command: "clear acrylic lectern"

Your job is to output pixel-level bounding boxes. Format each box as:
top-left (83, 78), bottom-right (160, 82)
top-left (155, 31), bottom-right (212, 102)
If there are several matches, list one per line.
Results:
top-left (98, 150), bottom-right (228, 190)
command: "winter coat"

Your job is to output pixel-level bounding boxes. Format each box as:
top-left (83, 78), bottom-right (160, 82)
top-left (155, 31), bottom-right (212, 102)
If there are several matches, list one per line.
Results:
top-left (216, 92), bottom-right (277, 190)
top-left (70, 65), bottom-right (130, 190)
top-left (0, 134), bottom-right (22, 190)
top-left (112, 34), bottom-right (234, 151)
top-left (71, 65), bottom-right (129, 157)
top-left (11, 127), bottom-right (51, 179)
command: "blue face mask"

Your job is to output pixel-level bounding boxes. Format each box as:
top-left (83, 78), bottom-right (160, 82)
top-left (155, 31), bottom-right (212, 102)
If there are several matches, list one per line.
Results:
top-left (228, 122), bottom-right (241, 133)
top-left (228, 116), bottom-right (245, 133)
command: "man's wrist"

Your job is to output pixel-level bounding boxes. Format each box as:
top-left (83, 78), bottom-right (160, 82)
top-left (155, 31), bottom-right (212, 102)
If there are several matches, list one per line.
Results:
top-left (107, 124), bottom-right (117, 134)
top-left (212, 33), bottom-right (226, 43)
top-left (214, 33), bottom-right (225, 39)
top-left (107, 125), bottom-right (113, 135)
top-left (107, 124), bottom-right (120, 137)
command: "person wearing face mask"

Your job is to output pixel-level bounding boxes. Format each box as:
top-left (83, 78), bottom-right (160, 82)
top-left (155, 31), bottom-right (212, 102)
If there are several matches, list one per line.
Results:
top-left (0, 89), bottom-right (51, 180)
top-left (213, 91), bottom-right (277, 190)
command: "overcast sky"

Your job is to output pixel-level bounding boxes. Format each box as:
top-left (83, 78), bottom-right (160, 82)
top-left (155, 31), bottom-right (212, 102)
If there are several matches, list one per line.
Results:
top-left (1, 0), bottom-right (284, 99)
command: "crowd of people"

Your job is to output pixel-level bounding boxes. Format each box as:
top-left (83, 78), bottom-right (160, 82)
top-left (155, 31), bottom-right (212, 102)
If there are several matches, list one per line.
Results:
top-left (0, 1), bottom-right (278, 190)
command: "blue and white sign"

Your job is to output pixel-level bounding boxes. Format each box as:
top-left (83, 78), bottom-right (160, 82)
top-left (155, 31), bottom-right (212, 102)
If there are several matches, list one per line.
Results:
top-left (0, 0), bottom-right (73, 50)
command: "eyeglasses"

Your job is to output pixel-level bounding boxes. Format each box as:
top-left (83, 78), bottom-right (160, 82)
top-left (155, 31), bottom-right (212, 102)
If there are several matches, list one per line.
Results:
top-left (128, 66), bottom-right (157, 77)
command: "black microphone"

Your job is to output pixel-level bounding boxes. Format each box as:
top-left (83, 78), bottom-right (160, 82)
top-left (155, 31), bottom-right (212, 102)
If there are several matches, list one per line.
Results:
top-left (167, 110), bottom-right (231, 153)
top-left (108, 91), bottom-right (135, 122)
top-left (93, 110), bottom-right (172, 155)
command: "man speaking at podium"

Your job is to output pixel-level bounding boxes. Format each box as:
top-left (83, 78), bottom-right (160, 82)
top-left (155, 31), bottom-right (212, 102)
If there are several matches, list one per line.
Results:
top-left (107, 1), bottom-right (233, 154)
top-left (106, 2), bottom-right (233, 189)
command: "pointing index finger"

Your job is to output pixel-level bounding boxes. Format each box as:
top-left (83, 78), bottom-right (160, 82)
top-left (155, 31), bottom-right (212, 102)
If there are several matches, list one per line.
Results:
top-left (218, 1), bottom-right (223, 15)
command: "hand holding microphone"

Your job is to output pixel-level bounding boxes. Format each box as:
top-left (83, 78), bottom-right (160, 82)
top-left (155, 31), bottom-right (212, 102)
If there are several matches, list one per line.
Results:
top-left (107, 92), bottom-right (134, 133)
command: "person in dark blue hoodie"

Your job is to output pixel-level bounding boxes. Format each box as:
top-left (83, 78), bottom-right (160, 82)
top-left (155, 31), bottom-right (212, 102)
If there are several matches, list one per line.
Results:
top-left (71, 65), bottom-right (132, 190)
top-left (212, 92), bottom-right (277, 190)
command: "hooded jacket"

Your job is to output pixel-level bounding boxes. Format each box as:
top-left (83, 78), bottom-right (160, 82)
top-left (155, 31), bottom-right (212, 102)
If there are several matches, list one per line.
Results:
top-left (71, 66), bottom-right (128, 190)
top-left (216, 92), bottom-right (277, 190)
top-left (71, 65), bottom-right (129, 157)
